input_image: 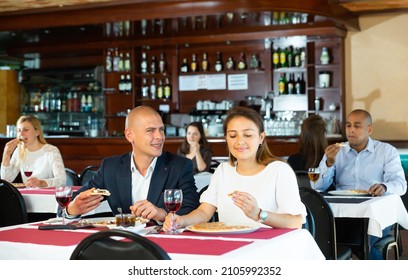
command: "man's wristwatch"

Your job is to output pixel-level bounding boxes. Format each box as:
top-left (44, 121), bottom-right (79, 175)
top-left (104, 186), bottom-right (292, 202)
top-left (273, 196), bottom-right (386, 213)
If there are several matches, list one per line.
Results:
top-left (257, 209), bottom-right (268, 222)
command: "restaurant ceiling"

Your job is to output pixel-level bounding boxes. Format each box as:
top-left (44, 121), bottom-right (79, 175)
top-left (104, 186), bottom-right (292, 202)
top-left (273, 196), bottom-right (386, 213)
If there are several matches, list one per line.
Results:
top-left (1, 0), bottom-right (408, 15)
top-left (0, 0), bottom-right (407, 67)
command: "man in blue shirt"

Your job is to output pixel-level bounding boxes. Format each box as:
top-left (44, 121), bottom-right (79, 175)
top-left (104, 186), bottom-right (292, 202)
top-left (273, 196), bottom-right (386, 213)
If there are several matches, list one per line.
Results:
top-left (315, 109), bottom-right (407, 259)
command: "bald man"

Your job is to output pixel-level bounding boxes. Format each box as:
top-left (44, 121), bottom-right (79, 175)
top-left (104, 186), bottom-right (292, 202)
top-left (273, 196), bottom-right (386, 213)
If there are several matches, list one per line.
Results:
top-left (67, 106), bottom-right (200, 223)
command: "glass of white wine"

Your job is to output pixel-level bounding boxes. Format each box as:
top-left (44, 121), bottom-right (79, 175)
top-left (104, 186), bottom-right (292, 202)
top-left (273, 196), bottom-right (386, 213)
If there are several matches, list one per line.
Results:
top-left (308, 167), bottom-right (320, 189)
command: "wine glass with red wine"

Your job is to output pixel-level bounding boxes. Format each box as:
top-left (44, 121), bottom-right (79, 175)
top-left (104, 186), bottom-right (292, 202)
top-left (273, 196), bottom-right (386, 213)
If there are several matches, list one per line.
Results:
top-left (164, 189), bottom-right (183, 234)
top-left (23, 164), bottom-right (33, 178)
top-left (55, 186), bottom-right (73, 225)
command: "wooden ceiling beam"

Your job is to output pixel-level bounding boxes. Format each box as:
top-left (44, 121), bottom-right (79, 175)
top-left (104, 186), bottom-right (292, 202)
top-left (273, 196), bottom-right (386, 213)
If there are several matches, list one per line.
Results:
top-left (0, 0), bottom-right (360, 32)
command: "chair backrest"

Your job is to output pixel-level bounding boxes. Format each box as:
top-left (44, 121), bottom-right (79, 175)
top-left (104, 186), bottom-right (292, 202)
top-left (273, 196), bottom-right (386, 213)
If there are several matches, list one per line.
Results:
top-left (295, 170), bottom-right (311, 188)
top-left (79, 165), bottom-right (99, 186)
top-left (70, 229), bottom-right (171, 260)
top-left (302, 204), bottom-right (316, 238)
top-left (65, 168), bottom-right (80, 186)
top-left (299, 187), bottom-right (337, 259)
top-left (0, 179), bottom-right (29, 227)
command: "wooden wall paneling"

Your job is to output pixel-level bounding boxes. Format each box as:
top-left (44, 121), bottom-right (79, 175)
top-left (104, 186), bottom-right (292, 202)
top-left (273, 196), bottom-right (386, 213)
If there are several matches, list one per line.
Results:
top-left (0, 70), bottom-right (21, 134)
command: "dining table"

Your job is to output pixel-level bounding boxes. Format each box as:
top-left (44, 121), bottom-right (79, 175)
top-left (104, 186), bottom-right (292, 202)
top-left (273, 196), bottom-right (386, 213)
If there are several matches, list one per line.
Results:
top-left (17, 186), bottom-right (112, 216)
top-left (323, 192), bottom-right (408, 259)
top-left (0, 221), bottom-right (324, 260)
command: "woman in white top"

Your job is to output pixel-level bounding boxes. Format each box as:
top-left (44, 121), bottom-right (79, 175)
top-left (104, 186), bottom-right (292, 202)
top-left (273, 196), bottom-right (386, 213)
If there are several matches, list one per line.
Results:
top-left (1, 115), bottom-right (66, 187)
top-left (164, 106), bottom-right (306, 230)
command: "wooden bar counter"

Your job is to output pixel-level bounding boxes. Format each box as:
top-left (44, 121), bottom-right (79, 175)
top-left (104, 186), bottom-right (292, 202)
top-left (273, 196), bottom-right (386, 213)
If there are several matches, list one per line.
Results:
top-left (0, 136), bottom-right (304, 174)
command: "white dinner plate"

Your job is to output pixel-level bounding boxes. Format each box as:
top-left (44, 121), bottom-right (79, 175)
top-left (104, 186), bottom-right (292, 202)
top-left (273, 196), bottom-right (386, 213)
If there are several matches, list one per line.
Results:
top-left (328, 190), bottom-right (370, 196)
top-left (186, 224), bottom-right (260, 234)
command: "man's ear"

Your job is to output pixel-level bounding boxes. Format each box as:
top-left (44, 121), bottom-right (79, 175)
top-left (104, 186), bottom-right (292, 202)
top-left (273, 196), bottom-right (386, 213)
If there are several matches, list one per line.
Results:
top-left (367, 124), bottom-right (373, 135)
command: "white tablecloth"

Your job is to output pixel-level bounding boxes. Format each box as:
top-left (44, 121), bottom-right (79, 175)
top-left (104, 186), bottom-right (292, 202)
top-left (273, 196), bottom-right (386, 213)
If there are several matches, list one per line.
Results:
top-left (327, 194), bottom-right (408, 237)
top-left (0, 223), bottom-right (324, 260)
top-left (19, 188), bottom-right (111, 215)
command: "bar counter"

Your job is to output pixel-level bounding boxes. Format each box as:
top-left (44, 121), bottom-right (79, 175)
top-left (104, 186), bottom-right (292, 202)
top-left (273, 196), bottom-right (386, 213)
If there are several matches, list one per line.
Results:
top-left (0, 136), bottom-right (346, 174)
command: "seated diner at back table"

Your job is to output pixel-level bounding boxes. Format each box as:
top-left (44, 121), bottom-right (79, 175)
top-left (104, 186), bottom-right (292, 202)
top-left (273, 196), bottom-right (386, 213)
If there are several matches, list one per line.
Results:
top-left (314, 109), bottom-right (407, 260)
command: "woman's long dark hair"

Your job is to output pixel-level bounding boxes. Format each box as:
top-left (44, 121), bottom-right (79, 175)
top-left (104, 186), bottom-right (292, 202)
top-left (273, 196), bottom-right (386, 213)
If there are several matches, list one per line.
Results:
top-left (180, 122), bottom-right (211, 154)
top-left (298, 114), bottom-right (328, 169)
top-left (223, 106), bottom-right (280, 166)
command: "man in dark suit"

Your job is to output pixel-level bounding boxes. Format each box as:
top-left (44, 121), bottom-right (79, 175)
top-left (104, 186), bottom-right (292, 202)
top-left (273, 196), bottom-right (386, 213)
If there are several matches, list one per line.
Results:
top-left (66, 106), bottom-right (200, 223)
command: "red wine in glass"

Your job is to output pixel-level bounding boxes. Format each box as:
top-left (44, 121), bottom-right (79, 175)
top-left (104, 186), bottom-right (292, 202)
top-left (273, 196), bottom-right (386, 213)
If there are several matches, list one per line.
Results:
top-left (24, 171), bottom-right (33, 177)
top-left (55, 186), bottom-right (73, 225)
top-left (164, 201), bottom-right (181, 212)
top-left (164, 189), bottom-right (183, 234)
top-left (56, 196), bottom-right (72, 208)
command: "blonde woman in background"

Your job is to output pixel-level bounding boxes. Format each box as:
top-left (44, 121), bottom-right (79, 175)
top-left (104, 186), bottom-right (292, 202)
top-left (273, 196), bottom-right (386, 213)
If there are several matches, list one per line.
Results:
top-left (1, 115), bottom-right (66, 187)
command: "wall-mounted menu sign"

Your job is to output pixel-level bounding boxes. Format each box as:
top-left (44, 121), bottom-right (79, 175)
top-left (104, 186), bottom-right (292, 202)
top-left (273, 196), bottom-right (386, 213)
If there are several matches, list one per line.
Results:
top-left (179, 74), bottom-right (226, 91)
top-left (227, 74), bottom-right (248, 90)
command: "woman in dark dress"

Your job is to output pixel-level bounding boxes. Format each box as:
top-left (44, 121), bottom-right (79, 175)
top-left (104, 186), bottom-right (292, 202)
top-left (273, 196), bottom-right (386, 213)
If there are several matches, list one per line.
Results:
top-left (287, 115), bottom-right (328, 171)
top-left (177, 122), bottom-right (213, 174)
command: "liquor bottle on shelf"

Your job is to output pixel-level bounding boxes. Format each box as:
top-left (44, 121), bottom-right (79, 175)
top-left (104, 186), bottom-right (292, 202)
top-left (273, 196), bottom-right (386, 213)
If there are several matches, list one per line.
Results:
top-left (55, 92), bottom-right (62, 112)
top-left (159, 53), bottom-right (166, 74)
top-left (150, 78), bottom-right (157, 99)
top-left (295, 73), bottom-right (306, 94)
top-left (278, 73), bottom-right (287, 95)
top-left (61, 94), bottom-right (67, 112)
top-left (150, 55), bottom-right (157, 74)
top-left (279, 47), bottom-right (287, 68)
top-left (287, 45), bottom-right (294, 67)
top-left (249, 54), bottom-right (259, 70)
top-left (72, 92), bottom-right (80, 112)
top-left (124, 52), bottom-right (131, 72)
top-left (87, 95), bottom-right (93, 112)
top-left (294, 48), bottom-right (301, 67)
top-left (113, 48), bottom-right (120, 72)
top-left (164, 78), bottom-right (171, 99)
top-left (81, 94), bottom-right (87, 112)
top-left (237, 52), bottom-right (247, 70)
top-left (300, 47), bottom-right (306, 67)
top-left (157, 79), bottom-right (164, 99)
top-left (124, 21), bottom-right (130, 37)
top-left (226, 56), bottom-right (235, 70)
top-left (106, 49), bottom-right (112, 72)
top-left (118, 74), bottom-right (125, 93)
top-left (118, 52), bottom-right (124, 72)
top-left (191, 54), bottom-right (198, 72)
top-left (287, 73), bottom-right (295, 94)
top-left (272, 47), bottom-right (280, 69)
top-left (215, 52), bottom-right (223, 72)
top-left (125, 74), bottom-right (132, 95)
top-left (180, 58), bottom-right (189, 73)
top-left (320, 47), bottom-right (330, 65)
top-left (66, 91), bottom-right (72, 112)
top-left (141, 52), bottom-right (148, 74)
top-left (201, 52), bottom-right (208, 72)
top-left (141, 78), bottom-right (149, 99)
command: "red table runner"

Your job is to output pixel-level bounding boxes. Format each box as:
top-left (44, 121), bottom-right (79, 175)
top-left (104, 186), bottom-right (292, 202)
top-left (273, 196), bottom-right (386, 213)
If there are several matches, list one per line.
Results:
top-left (0, 228), bottom-right (93, 246)
top-left (0, 227), bottom-right (252, 256)
top-left (147, 236), bottom-right (252, 255)
top-left (180, 227), bottom-right (295, 239)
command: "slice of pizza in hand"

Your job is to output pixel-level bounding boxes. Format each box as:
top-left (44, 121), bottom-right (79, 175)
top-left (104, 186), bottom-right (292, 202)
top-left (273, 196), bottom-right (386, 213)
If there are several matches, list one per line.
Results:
top-left (90, 188), bottom-right (111, 196)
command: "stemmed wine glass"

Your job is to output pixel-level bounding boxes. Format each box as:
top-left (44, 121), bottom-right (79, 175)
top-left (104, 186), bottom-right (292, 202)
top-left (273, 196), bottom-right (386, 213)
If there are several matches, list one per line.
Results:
top-left (164, 189), bottom-right (183, 234)
top-left (308, 167), bottom-right (320, 190)
top-left (23, 164), bottom-right (33, 178)
top-left (55, 186), bottom-right (73, 225)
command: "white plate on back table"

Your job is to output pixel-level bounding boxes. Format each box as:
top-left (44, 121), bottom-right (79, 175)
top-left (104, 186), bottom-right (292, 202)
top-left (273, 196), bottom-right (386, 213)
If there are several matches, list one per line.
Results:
top-left (328, 190), bottom-right (370, 196)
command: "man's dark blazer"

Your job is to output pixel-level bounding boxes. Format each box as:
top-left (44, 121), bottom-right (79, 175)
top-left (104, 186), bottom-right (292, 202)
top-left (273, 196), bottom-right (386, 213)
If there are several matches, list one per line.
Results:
top-left (74, 151), bottom-right (200, 216)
